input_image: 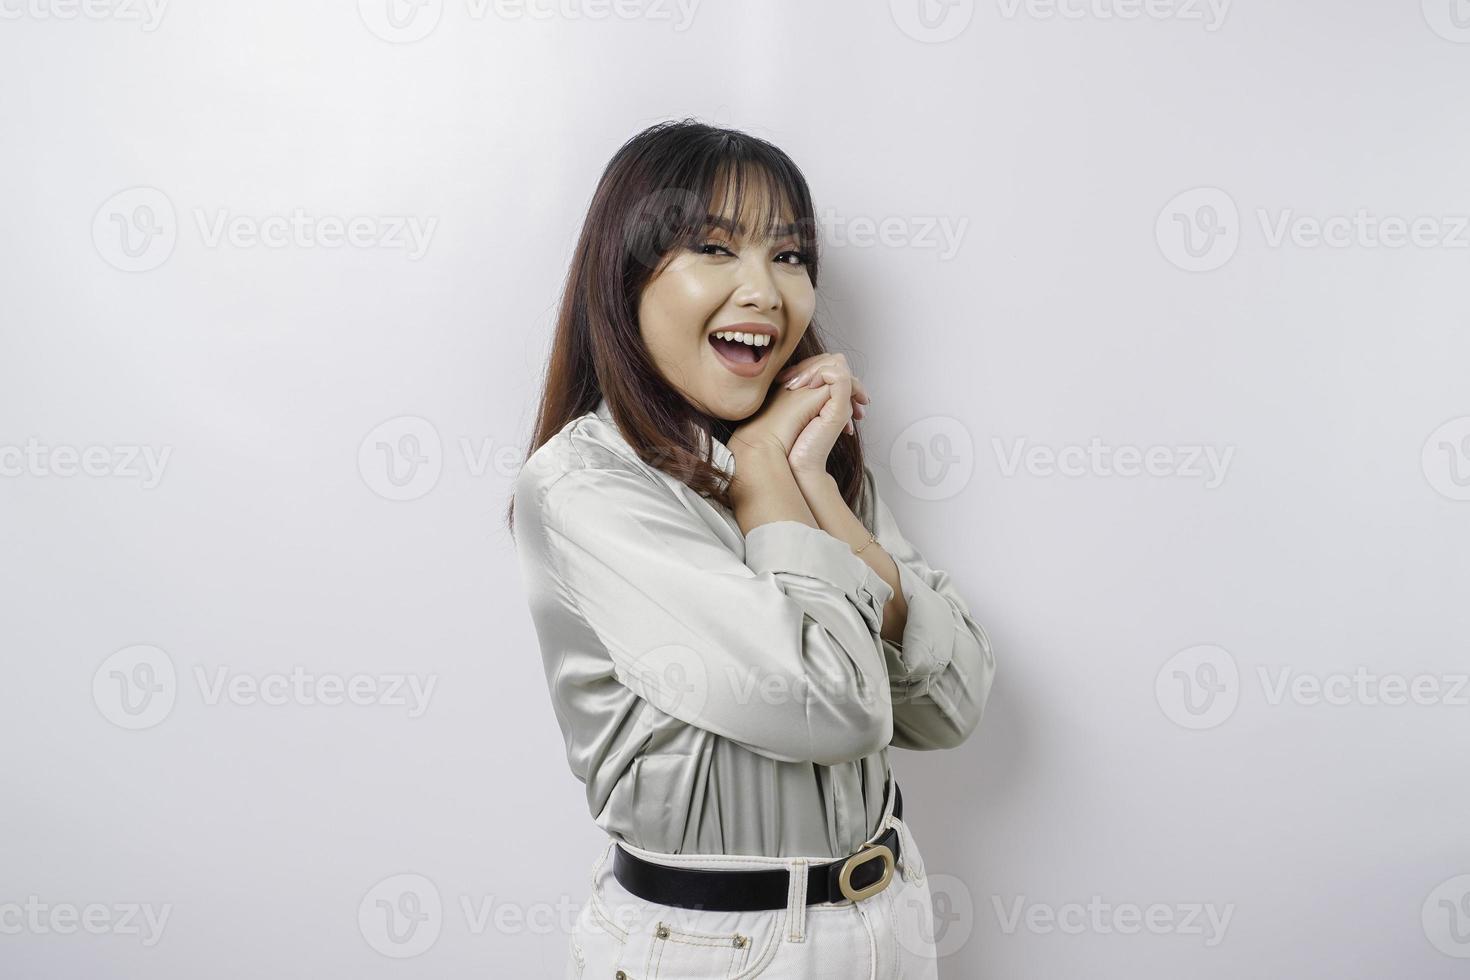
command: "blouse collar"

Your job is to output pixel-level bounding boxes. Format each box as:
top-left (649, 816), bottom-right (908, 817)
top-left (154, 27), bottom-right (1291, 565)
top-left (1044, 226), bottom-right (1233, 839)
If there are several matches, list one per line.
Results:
top-left (594, 395), bottom-right (735, 477)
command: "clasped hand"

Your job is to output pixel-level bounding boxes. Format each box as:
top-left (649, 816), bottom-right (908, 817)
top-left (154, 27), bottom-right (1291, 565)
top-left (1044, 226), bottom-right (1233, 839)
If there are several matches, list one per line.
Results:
top-left (730, 352), bottom-right (870, 481)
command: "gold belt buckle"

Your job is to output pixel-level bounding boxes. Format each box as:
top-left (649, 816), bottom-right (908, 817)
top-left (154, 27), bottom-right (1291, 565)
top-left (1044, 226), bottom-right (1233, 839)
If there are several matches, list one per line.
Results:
top-left (837, 842), bottom-right (895, 902)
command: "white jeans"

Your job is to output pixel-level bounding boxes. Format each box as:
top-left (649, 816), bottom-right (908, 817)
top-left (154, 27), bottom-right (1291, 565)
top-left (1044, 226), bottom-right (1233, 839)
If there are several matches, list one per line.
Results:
top-left (565, 791), bottom-right (938, 979)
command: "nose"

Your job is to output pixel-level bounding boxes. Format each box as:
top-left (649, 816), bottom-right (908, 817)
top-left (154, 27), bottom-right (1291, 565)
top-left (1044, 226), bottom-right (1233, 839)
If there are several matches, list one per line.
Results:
top-left (731, 252), bottom-right (782, 314)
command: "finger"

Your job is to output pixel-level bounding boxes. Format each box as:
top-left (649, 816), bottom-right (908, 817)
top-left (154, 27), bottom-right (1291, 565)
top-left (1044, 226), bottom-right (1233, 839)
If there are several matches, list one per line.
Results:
top-left (777, 354), bottom-right (830, 381)
top-left (810, 365), bottom-right (850, 387)
top-left (845, 419), bottom-right (855, 436)
top-left (792, 366), bottom-right (833, 390)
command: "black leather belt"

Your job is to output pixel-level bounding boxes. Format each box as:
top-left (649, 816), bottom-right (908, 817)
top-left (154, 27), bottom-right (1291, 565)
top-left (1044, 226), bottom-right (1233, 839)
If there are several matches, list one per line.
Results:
top-left (612, 781), bottom-right (904, 911)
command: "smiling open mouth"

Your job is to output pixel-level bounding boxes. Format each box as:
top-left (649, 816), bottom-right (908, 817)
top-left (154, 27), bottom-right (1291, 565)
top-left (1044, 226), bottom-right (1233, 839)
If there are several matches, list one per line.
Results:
top-left (708, 332), bottom-right (774, 366)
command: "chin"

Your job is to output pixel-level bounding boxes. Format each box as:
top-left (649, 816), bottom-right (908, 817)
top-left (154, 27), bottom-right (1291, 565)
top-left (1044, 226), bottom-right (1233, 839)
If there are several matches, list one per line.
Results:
top-left (699, 388), bottom-right (765, 423)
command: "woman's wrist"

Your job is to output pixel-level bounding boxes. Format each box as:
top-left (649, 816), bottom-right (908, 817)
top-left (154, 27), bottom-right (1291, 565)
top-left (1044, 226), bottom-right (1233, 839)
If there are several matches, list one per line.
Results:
top-left (794, 465), bottom-right (907, 641)
top-left (730, 443), bottom-right (793, 507)
top-left (794, 469), bottom-right (871, 551)
top-left (729, 445), bottom-right (820, 533)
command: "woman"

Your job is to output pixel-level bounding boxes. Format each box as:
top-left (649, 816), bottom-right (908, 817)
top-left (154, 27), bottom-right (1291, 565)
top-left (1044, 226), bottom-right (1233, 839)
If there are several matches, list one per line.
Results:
top-left (507, 119), bottom-right (996, 979)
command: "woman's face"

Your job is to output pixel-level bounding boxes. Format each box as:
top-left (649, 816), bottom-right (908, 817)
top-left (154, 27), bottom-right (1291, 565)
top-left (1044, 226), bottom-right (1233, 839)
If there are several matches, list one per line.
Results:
top-left (637, 185), bottom-right (814, 422)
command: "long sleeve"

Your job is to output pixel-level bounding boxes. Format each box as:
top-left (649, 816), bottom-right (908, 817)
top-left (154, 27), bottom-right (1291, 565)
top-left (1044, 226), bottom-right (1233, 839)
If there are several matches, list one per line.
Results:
top-left (532, 463), bottom-right (898, 767)
top-left (860, 465), bottom-right (997, 751)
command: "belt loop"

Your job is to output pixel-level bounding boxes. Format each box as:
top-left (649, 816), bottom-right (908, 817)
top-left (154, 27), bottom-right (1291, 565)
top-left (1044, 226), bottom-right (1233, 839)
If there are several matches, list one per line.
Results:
top-left (785, 858), bottom-right (808, 942)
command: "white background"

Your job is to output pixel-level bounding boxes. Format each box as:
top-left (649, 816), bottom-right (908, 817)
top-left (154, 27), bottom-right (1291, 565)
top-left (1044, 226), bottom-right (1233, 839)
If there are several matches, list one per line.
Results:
top-left (3, 0), bottom-right (1469, 976)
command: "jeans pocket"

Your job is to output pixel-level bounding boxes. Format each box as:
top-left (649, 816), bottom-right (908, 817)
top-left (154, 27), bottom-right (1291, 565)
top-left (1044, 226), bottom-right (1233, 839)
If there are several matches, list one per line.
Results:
top-left (573, 844), bottom-right (634, 975)
top-left (573, 896), bottom-right (631, 976)
top-left (646, 919), bottom-right (754, 979)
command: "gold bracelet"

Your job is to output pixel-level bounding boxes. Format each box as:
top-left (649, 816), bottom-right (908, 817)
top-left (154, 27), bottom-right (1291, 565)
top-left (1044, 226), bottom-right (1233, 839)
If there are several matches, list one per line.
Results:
top-left (853, 529), bottom-right (877, 555)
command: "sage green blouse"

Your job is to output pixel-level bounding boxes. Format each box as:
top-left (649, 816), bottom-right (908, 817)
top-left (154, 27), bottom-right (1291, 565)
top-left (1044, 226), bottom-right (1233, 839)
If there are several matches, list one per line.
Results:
top-left (512, 396), bottom-right (995, 859)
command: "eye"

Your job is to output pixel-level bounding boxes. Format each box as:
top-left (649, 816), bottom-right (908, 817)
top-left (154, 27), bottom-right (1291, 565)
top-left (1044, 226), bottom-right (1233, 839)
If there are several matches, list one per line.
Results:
top-left (695, 241), bottom-right (809, 266)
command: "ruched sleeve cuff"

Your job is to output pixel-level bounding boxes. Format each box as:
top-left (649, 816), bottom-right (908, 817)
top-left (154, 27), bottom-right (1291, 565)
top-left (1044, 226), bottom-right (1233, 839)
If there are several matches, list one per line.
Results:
top-left (885, 556), bottom-right (963, 683)
top-left (743, 520), bottom-right (895, 636)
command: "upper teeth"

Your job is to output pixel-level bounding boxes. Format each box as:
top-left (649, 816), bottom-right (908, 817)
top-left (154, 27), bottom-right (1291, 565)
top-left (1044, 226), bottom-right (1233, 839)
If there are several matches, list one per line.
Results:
top-left (713, 331), bottom-right (772, 348)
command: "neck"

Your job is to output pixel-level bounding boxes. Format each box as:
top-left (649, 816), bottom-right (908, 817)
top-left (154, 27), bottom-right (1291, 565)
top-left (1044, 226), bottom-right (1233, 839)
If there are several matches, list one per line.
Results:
top-left (708, 415), bottom-right (736, 446)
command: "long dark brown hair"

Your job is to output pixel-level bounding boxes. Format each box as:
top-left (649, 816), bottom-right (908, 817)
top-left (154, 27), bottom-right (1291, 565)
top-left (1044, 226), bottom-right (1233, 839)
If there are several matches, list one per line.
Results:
top-left (506, 118), bottom-right (867, 534)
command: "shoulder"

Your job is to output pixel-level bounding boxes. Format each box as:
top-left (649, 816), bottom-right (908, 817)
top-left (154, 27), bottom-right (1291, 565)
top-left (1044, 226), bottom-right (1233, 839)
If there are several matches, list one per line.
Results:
top-left (514, 411), bottom-right (659, 521)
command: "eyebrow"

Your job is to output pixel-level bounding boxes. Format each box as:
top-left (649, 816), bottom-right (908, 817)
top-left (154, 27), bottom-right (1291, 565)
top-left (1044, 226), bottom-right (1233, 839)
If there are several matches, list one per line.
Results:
top-left (703, 214), bottom-right (802, 238)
